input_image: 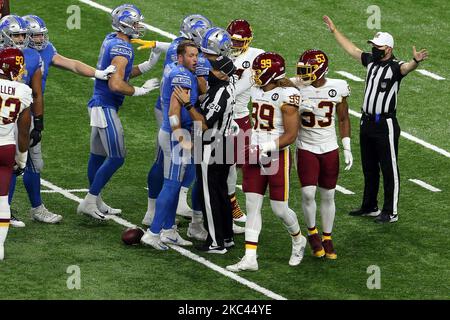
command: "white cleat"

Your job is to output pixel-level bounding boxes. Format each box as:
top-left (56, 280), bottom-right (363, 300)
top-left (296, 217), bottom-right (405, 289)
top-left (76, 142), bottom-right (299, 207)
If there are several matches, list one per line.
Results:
top-left (161, 226), bottom-right (192, 246)
top-left (187, 222), bottom-right (208, 241)
top-left (140, 231), bottom-right (169, 250)
top-left (0, 243), bottom-right (4, 261)
top-left (31, 204), bottom-right (63, 224)
top-left (176, 202), bottom-right (193, 218)
top-left (233, 214), bottom-right (247, 223)
top-left (226, 255), bottom-right (258, 272)
top-left (142, 210), bottom-right (154, 226)
top-left (77, 200), bottom-right (106, 221)
top-left (97, 196), bottom-right (121, 215)
top-left (233, 223), bottom-right (245, 235)
top-left (289, 235), bottom-right (307, 266)
top-left (10, 212), bottom-right (25, 228)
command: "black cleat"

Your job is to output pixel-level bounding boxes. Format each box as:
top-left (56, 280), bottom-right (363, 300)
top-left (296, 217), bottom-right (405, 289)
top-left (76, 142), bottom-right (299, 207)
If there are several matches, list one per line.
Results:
top-left (375, 212), bottom-right (398, 224)
top-left (349, 207), bottom-right (381, 217)
top-left (196, 243), bottom-right (227, 254)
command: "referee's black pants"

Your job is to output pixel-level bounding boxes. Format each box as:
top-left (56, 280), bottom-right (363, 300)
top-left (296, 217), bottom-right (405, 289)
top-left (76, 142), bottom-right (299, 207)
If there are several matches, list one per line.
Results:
top-left (360, 115), bottom-right (400, 215)
top-left (196, 145), bottom-right (233, 248)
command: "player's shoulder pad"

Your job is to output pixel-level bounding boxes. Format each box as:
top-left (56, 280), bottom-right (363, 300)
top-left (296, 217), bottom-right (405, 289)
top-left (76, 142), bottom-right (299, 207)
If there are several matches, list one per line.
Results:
top-left (110, 40), bottom-right (133, 59)
top-left (171, 67), bottom-right (192, 87)
top-left (280, 86), bottom-right (301, 108)
top-left (16, 83), bottom-right (33, 107)
top-left (327, 78), bottom-right (350, 98)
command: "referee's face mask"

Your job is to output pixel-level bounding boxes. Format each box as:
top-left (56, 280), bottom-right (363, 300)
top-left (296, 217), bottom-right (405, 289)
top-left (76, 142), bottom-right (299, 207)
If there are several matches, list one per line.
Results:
top-left (371, 45), bottom-right (391, 63)
top-left (207, 55), bottom-right (236, 84)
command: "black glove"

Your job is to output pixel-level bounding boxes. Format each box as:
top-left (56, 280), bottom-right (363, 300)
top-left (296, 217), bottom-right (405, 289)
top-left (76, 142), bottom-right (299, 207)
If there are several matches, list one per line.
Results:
top-left (13, 165), bottom-right (25, 176)
top-left (30, 116), bottom-right (43, 148)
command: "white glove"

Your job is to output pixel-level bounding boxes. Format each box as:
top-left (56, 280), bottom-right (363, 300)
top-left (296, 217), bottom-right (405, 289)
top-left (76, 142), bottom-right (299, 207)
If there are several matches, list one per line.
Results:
top-left (227, 119), bottom-right (240, 137)
top-left (259, 140), bottom-right (277, 157)
top-left (299, 98), bottom-right (315, 113)
top-left (342, 137), bottom-right (353, 170)
top-left (133, 78), bottom-right (159, 96)
top-left (94, 65), bottom-right (117, 80)
top-left (14, 151), bottom-right (28, 170)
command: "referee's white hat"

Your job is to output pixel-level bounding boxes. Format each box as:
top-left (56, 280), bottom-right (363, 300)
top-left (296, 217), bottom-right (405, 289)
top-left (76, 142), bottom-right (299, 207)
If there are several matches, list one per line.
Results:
top-left (368, 32), bottom-right (394, 48)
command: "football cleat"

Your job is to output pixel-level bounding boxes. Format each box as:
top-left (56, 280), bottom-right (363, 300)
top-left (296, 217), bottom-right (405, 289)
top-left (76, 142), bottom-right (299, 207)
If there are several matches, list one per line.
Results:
top-left (140, 231), bottom-right (169, 250)
top-left (289, 235), bottom-right (307, 266)
top-left (231, 195), bottom-right (247, 223)
top-left (176, 202), bottom-right (193, 218)
top-left (375, 212), bottom-right (398, 224)
top-left (307, 233), bottom-right (325, 258)
top-left (226, 255), bottom-right (258, 272)
top-left (233, 223), bottom-right (245, 234)
top-left (349, 207), bottom-right (381, 217)
top-left (196, 243), bottom-right (227, 254)
top-left (161, 226), bottom-right (192, 246)
top-left (142, 210), bottom-right (154, 226)
top-left (10, 210), bottom-right (25, 228)
top-left (97, 196), bottom-right (121, 215)
top-left (322, 238), bottom-right (337, 260)
top-left (187, 222), bottom-right (208, 241)
top-left (77, 200), bottom-right (106, 221)
top-left (224, 238), bottom-right (235, 249)
top-left (31, 204), bottom-right (63, 224)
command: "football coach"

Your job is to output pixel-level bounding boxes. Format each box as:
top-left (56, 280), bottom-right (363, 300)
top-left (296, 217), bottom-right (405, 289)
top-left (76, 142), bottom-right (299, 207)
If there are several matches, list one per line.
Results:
top-left (323, 15), bottom-right (428, 223)
top-left (173, 54), bottom-right (237, 253)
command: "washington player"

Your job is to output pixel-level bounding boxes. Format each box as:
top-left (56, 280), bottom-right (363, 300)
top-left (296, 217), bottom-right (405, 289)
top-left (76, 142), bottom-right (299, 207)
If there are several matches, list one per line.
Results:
top-left (226, 52), bottom-right (307, 272)
top-left (76, 4), bottom-right (159, 220)
top-left (0, 48), bottom-right (32, 260)
top-left (225, 19), bottom-right (264, 225)
top-left (295, 49), bottom-right (353, 259)
top-left (0, 15), bottom-right (44, 227)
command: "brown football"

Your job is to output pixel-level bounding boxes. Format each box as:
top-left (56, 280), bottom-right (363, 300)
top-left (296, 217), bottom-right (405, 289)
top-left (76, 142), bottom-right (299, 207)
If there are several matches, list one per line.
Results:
top-left (121, 228), bottom-right (144, 245)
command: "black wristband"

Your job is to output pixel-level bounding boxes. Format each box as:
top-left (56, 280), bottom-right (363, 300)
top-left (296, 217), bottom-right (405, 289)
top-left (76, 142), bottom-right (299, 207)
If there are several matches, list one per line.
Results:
top-left (413, 57), bottom-right (420, 64)
top-left (184, 102), bottom-right (193, 111)
top-left (33, 116), bottom-right (44, 131)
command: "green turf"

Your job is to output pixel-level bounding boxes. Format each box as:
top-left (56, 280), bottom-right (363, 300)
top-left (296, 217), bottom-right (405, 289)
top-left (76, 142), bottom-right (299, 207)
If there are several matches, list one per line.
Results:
top-left (2, 0), bottom-right (449, 300)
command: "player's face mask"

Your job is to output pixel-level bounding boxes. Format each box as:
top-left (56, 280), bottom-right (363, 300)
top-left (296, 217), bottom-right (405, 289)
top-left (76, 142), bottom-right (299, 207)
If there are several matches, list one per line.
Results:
top-left (372, 46), bottom-right (387, 63)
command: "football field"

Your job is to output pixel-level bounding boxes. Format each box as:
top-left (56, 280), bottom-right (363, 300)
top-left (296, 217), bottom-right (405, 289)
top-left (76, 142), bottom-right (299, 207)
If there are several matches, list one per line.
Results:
top-left (2, 0), bottom-right (449, 300)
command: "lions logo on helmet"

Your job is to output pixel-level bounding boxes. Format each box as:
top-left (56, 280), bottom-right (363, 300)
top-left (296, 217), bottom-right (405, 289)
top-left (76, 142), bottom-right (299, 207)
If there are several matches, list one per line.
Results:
top-left (0, 15), bottom-right (30, 49)
top-left (23, 15), bottom-right (49, 51)
top-left (252, 52), bottom-right (286, 87)
top-left (180, 14), bottom-right (212, 47)
top-left (297, 49), bottom-right (329, 86)
top-left (111, 4), bottom-right (145, 39)
top-left (200, 27), bottom-right (232, 57)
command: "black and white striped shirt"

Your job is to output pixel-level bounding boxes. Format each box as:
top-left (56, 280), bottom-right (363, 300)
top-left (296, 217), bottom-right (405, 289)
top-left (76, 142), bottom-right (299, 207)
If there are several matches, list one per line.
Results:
top-left (361, 53), bottom-right (405, 115)
top-left (199, 77), bottom-right (235, 147)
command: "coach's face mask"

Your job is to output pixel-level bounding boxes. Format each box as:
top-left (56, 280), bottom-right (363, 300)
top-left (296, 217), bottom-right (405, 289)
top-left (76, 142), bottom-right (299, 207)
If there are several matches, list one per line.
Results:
top-left (372, 46), bottom-right (386, 63)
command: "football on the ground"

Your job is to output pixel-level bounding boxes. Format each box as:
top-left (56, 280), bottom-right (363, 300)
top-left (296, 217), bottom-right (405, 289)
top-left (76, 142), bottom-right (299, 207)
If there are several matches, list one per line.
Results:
top-left (121, 228), bottom-right (144, 245)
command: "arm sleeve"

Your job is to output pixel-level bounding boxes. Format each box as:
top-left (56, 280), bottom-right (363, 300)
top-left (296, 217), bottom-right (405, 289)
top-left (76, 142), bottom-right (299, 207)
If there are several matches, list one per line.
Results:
top-left (361, 52), bottom-right (373, 67)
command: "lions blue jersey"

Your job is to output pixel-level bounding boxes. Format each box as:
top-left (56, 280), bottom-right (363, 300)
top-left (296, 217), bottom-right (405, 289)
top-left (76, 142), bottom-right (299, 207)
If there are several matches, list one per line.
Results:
top-left (160, 62), bottom-right (198, 133)
top-left (22, 48), bottom-right (43, 86)
top-left (38, 42), bottom-right (58, 93)
top-left (155, 37), bottom-right (210, 111)
top-left (88, 32), bottom-right (134, 109)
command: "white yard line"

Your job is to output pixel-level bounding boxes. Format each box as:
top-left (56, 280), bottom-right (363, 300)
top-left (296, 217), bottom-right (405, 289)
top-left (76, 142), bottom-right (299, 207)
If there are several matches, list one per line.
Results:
top-left (40, 177), bottom-right (286, 300)
top-left (41, 188), bottom-right (89, 193)
top-left (408, 179), bottom-right (442, 192)
top-left (415, 69), bottom-right (446, 80)
top-left (335, 185), bottom-right (355, 195)
top-left (335, 71), bottom-right (365, 82)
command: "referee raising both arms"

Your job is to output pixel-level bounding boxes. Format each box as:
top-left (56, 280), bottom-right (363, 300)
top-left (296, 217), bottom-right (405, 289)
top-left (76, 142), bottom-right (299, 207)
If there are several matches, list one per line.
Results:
top-left (323, 16), bottom-right (428, 223)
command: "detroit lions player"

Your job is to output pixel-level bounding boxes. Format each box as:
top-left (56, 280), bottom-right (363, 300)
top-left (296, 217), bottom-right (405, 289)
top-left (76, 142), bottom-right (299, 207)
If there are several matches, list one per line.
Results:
top-left (0, 15), bottom-right (47, 227)
top-left (140, 40), bottom-right (199, 250)
top-left (18, 15), bottom-right (116, 222)
top-left (76, 4), bottom-right (159, 220)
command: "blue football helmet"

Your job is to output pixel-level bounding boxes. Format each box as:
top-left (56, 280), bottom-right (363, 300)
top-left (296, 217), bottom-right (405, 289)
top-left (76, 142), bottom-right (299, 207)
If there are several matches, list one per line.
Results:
top-left (23, 15), bottom-right (49, 50)
top-left (179, 14), bottom-right (212, 47)
top-left (200, 27), bottom-right (232, 57)
top-left (0, 15), bottom-right (30, 49)
top-left (111, 4), bottom-right (145, 39)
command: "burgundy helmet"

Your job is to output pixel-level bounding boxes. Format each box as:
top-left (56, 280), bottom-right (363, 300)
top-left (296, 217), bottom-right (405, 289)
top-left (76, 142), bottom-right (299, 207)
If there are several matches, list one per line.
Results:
top-left (297, 49), bottom-right (329, 85)
top-left (226, 19), bottom-right (253, 57)
top-left (0, 48), bottom-right (26, 81)
top-left (252, 52), bottom-right (285, 87)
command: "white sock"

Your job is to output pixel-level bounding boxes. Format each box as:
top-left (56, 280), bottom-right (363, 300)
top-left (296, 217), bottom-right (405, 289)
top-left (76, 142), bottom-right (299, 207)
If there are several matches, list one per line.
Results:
top-left (85, 192), bottom-right (97, 203)
top-left (0, 196), bottom-right (11, 246)
top-left (270, 200), bottom-right (301, 237)
top-left (227, 164), bottom-right (237, 196)
top-left (147, 197), bottom-right (156, 214)
top-left (192, 210), bottom-right (203, 224)
top-left (244, 193), bottom-right (263, 258)
top-left (301, 186), bottom-right (317, 229)
top-left (178, 186), bottom-right (189, 204)
top-left (319, 187), bottom-right (336, 234)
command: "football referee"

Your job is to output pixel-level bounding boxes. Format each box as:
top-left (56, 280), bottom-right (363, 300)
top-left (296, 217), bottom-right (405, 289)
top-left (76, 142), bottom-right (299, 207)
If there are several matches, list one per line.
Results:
top-left (323, 16), bottom-right (428, 223)
top-left (173, 55), bottom-right (236, 252)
